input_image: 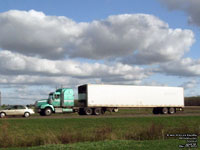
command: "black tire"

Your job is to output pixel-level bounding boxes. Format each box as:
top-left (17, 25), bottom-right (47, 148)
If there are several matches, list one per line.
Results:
top-left (44, 108), bottom-right (52, 116)
top-left (84, 108), bottom-right (92, 115)
top-left (168, 107), bottom-right (176, 114)
top-left (153, 108), bottom-right (160, 114)
top-left (0, 112), bottom-right (6, 118)
top-left (78, 111), bottom-right (84, 115)
top-left (40, 111), bottom-right (45, 116)
top-left (24, 112), bottom-right (30, 118)
top-left (93, 108), bottom-right (101, 115)
top-left (162, 107), bottom-right (168, 114)
top-left (78, 108), bottom-right (85, 115)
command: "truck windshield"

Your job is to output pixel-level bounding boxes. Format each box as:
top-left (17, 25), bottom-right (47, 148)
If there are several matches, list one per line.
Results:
top-left (48, 93), bottom-right (53, 100)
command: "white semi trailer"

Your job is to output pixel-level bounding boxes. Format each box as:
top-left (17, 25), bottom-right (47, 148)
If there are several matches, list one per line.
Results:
top-left (78, 84), bottom-right (184, 115)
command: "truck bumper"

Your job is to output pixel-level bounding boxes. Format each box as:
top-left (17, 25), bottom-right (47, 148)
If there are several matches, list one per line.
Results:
top-left (37, 109), bottom-right (41, 113)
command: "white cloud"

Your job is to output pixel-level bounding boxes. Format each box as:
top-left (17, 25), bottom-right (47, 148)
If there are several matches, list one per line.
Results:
top-left (0, 10), bottom-right (82, 59)
top-left (0, 73), bottom-right (145, 104)
top-left (142, 81), bottom-right (168, 87)
top-left (0, 10), bottom-right (195, 64)
top-left (180, 79), bottom-right (197, 89)
top-left (0, 50), bottom-right (151, 84)
top-left (0, 85), bottom-right (54, 105)
top-left (0, 75), bottom-right (81, 86)
top-left (159, 0), bottom-right (200, 27)
top-left (159, 58), bottom-right (200, 76)
top-left (0, 9), bottom-right (198, 104)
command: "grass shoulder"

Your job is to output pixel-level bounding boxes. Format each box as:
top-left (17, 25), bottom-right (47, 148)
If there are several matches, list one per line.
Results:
top-left (1, 139), bottom-right (196, 150)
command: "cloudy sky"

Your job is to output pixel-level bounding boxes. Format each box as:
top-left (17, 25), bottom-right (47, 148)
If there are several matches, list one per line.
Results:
top-left (0, 0), bottom-right (199, 104)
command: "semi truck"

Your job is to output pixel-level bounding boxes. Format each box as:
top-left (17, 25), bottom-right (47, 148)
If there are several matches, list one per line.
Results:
top-left (35, 84), bottom-right (184, 116)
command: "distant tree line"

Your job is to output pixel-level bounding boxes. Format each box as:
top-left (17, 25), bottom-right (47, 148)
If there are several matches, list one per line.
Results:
top-left (185, 96), bottom-right (200, 106)
top-left (0, 104), bottom-right (35, 109)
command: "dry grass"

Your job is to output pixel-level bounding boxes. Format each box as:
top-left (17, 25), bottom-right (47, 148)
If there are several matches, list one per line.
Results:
top-left (125, 123), bottom-right (200, 141)
top-left (1, 123), bottom-right (199, 148)
top-left (0, 116), bottom-right (199, 148)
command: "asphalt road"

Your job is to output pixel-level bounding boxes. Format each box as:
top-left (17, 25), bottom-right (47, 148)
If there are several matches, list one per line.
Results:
top-left (3, 111), bottom-right (200, 119)
top-left (1, 106), bottom-right (200, 119)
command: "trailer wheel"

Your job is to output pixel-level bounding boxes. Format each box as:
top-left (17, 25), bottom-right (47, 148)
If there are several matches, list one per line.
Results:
top-left (94, 108), bottom-right (101, 115)
top-left (153, 108), bottom-right (160, 114)
top-left (84, 108), bottom-right (93, 115)
top-left (44, 108), bottom-right (52, 116)
top-left (162, 107), bottom-right (168, 114)
top-left (168, 107), bottom-right (176, 114)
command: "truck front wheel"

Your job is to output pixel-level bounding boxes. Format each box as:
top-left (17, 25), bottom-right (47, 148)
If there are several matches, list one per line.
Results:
top-left (44, 108), bottom-right (52, 116)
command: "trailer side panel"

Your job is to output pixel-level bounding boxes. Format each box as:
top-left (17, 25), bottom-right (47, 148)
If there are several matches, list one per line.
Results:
top-left (85, 84), bottom-right (184, 107)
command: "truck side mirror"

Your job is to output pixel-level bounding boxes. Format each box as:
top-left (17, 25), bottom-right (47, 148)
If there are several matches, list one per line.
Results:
top-left (49, 99), bottom-right (53, 104)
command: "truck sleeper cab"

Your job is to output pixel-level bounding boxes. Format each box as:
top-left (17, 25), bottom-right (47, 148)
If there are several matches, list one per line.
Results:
top-left (35, 88), bottom-right (75, 116)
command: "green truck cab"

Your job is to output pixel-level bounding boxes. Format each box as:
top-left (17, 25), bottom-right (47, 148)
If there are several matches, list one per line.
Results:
top-left (35, 88), bottom-right (75, 116)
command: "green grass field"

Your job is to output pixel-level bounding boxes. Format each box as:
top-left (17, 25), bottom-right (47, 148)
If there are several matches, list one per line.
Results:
top-left (0, 114), bottom-right (200, 149)
top-left (2, 139), bottom-right (197, 150)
